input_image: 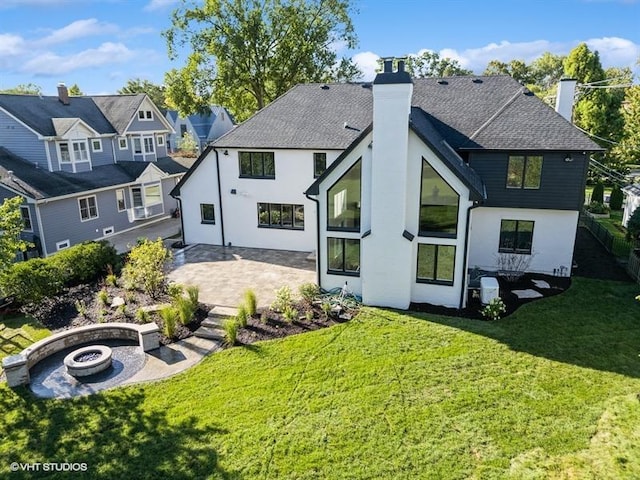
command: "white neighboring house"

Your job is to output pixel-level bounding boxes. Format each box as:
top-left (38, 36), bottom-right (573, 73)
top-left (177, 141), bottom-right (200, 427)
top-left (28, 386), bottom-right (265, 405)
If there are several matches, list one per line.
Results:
top-left (172, 63), bottom-right (601, 309)
top-left (165, 107), bottom-right (235, 154)
top-left (622, 184), bottom-right (640, 227)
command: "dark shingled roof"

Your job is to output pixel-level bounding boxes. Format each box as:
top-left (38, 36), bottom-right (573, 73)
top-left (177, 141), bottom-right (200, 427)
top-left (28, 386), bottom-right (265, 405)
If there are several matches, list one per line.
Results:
top-left (0, 147), bottom-right (186, 200)
top-left (214, 76), bottom-right (601, 152)
top-left (91, 94), bottom-right (146, 134)
top-left (0, 94), bottom-right (116, 137)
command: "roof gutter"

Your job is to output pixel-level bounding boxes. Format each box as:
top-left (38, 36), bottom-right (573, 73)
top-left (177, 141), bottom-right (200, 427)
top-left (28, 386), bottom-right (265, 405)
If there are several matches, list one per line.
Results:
top-left (459, 200), bottom-right (483, 310)
top-left (305, 192), bottom-right (321, 286)
top-left (213, 147), bottom-right (226, 246)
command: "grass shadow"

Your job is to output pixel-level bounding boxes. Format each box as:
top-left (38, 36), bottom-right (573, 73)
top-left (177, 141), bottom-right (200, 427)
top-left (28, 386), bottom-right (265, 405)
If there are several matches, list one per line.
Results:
top-left (411, 277), bottom-right (640, 378)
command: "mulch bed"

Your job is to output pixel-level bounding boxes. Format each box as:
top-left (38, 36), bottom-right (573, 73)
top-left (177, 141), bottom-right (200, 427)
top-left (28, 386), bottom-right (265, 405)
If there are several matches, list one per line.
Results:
top-left (410, 273), bottom-right (571, 320)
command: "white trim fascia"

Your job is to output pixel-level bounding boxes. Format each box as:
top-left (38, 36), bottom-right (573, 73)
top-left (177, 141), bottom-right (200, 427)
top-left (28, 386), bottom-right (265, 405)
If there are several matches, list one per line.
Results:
top-left (57, 118), bottom-right (101, 139)
top-left (135, 162), bottom-right (168, 184)
top-left (126, 129), bottom-right (173, 134)
top-left (0, 105), bottom-right (43, 138)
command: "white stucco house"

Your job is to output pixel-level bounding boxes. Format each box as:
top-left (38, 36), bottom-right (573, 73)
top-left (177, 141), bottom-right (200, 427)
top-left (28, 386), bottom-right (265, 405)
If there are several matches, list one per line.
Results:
top-left (171, 63), bottom-right (601, 309)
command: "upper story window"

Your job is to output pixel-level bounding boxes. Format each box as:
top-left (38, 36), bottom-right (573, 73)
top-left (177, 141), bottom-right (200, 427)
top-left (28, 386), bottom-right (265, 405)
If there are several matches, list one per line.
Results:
top-left (314, 152), bottom-right (327, 178)
top-left (507, 155), bottom-right (543, 189)
top-left (118, 137), bottom-right (128, 150)
top-left (91, 139), bottom-right (102, 152)
top-left (138, 110), bottom-right (153, 121)
top-left (499, 220), bottom-right (534, 254)
top-left (239, 151), bottom-right (275, 179)
top-left (156, 135), bottom-right (165, 147)
top-left (20, 206), bottom-right (32, 231)
top-left (58, 140), bottom-right (89, 164)
top-left (78, 195), bottom-right (98, 221)
top-left (419, 159), bottom-right (459, 237)
top-left (327, 158), bottom-right (361, 231)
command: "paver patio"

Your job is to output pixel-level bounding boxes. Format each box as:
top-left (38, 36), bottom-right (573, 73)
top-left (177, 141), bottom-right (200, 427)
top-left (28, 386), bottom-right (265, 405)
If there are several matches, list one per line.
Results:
top-left (167, 244), bottom-right (316, 308)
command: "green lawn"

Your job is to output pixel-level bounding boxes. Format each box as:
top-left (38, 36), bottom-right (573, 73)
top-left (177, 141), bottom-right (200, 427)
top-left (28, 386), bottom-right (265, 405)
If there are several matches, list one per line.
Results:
top-left (0, 314), bottom-right (50, 363)
top-left (2, 277), bottom-right (640, 479)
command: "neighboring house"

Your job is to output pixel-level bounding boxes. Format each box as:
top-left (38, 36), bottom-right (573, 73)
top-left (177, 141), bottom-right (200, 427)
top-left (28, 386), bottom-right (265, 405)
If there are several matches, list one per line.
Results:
top-left (165, 107), bottom-right (235, 154)
top-left (172, 64), bottom-right (601, 309)
top-left (0, 84), bottom-right (187, 258)
top-left (622, 184), bottom-right (640, 227)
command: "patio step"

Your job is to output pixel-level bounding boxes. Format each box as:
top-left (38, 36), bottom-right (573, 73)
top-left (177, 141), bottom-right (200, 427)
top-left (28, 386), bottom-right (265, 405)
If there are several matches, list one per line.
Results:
top-left (208, 305), bottom-right (238, 318)
top-left (194, 326), bottom-right (226, 341)
top-left (201, 317), bottom-right (225, 328)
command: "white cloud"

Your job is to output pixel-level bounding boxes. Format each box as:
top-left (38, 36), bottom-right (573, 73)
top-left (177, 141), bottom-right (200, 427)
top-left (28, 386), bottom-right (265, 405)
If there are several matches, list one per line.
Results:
top-left (22, 42), bottom-right (136, 76)
top-left (36, 19), bottom-right (119, 46)
top-left (352, 51), bottom-right (380, 81)
top-left (144, 0), bottom-right (179, 11)
top-left (0, 33), bottom-right (26, 57)
top-left (585, 37), bottom-right (640, 70)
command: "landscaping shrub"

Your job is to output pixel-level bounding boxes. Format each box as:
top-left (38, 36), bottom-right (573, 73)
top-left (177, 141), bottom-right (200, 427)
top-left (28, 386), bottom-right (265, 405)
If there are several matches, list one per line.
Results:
top-left (175, 296), bottom-right (196, 325)
top-left (75, 300), bottom-right (87, 317)
top-left (321, 301), bottom-right (332, 319)
top-left (299, 283), bottom-right (320, 304)
top-left (609, 185), bottom-right (624, 210)
top-left (0, 258), bottom-right (63, 304)
top-left (168, 283), bottom-right (184, 300)
top-left (97, 289), bottom-right (109, 306)
top-left (587, 201), bottom-right (610, 215)
top-left (236, 305), bottom-right (249, 327)
top-left (591, 181), bottom-right (604, 204)
top-left (159, 306), bottom-right (179, 339)
top-left (50, 240), bottom-right (120, 286)
top-left (481, 297), bottom-right (507, 321)
top-left (121, 239), bottom-right (172, 298)
top-left (135, 308), bottom-right (150, 324)
top-left (243, 289), bottom-right (257, 316)
top-left (282, 305), bottom-right (298, 323)
top-left (186, 285), bottom-right (199, 307)
top-left (223, 318), bottom-right (238, 346)
top-left (271, 285), bottom-right (294, 312)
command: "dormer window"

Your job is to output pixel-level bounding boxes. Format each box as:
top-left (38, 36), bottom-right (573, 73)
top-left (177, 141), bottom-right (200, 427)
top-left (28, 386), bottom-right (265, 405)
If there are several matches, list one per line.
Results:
top-left (138, 110), bottom-right (153, 121)
top-left (57, 140), bottom-right (90, 165)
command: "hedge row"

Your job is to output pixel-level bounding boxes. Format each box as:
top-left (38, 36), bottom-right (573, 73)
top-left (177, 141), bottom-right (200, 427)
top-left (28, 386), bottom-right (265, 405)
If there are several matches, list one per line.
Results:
top-left (0, 241), bottom-right (120, 304)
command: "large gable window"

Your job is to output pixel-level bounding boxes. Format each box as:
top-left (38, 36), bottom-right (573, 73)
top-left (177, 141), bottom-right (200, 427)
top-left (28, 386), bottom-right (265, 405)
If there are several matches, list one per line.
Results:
top-left (417, 243), bottom-right (455, 285)
top-left (327, 237), bottom-right (360, 275)
top-left (239, 152), bottom-right (275, 179)
top-left (419, 158), bottom-right (458, 237)
top-left (507, 155), bottom-right (543, 189)
top-left (499, 220), bottom-right (534, 254)
top-left (327, 158), bottom-right (361, 231)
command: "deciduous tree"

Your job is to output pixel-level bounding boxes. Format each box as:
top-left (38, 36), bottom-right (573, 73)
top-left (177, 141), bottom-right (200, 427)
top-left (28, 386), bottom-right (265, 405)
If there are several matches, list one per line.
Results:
top-left (163, 0), bottom-right (359, 121)
top-left (0, 83), bottom-right (42, 95)
top-left (118, 78), bottom-right (168, 110)
top-left (0, 197), bottom-right (30, 274)
top-left (405, 51), bottom-right (472, 78)
top-left (68, 84), bottom-right (84, 96)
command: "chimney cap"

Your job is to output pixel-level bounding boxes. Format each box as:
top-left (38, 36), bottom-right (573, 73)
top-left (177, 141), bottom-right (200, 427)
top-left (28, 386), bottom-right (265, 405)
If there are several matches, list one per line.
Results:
top-left (373, 56), bottom-right (412, 85)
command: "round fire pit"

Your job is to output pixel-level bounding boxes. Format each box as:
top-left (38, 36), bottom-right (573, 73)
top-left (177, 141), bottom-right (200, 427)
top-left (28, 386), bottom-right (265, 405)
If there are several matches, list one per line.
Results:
top-left (64, 345), bottom-right (113, 377)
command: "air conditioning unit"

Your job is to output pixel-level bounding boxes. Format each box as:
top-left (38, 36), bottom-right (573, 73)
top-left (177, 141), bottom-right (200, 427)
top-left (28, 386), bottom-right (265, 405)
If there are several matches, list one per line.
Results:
top-left (480, 277), bottom-right (500, 305)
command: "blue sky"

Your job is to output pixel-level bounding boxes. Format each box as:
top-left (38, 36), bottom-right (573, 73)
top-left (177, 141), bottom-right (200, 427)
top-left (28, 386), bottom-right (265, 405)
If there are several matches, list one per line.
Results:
top-left (1, 0), bottom-right (639, 95)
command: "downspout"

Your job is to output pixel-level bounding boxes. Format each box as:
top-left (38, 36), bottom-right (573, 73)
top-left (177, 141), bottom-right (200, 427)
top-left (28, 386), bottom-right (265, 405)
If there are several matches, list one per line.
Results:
top-left (176, 196), bottom-right (185, 246)
top-left (305, 192), bottom-right (322, 286)
top-left (459, 201), bottom-right (483, 309)
top-left (213, 147), bottom-right (226, 246)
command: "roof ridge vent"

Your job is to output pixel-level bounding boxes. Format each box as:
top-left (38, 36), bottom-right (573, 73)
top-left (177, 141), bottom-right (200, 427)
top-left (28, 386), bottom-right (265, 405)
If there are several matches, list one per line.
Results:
top-left (472, 78), bottom-right (483, 84)
top-left (437, 80), bottom-right (448, 85)
top-left (320, 84), bottom-right (329, 90)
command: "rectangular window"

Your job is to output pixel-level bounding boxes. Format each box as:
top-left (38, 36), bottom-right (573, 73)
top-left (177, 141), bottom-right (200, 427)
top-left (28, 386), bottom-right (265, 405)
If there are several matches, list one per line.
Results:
top-left (138, 110), bottom-right (153, 121)
top-left (133, 137), bottom-right (142, 155)
top-left (239, 151), bottom-right (275, 179)
top-left (257, 203), bottom-right (304, 229)
top-left (116, 189), bottom-right (126, 212)
top-left (327, 237), bottom-right (360, 275)
top-left (103, 226), bottom-right (114, 236)
top-left (156, 135), bottom-right (165, 146)
top-left (200, 204), bottom-right (215, 224)
top-left (506, 155), bottom-right (543, 189)
top-left (91, 139), bottom-right (102, 152)
top-left (59, 142), bottom-right (71, 163)
top-left (328, 158), bottom-right (361, 231)
top-left (118, 137), bottom-right (128, 150)
top-left (56, 239), bottom-right (70, 251)
top-left (144, 184), bottom-right (162, 206)
top-left (72, 141), bottom-right (89, 162)
top-left (417, 244), bottom-right (455, 285)
top-left (180, 124), bottom-right (187, 137)
top-left (20, 206), bottom-right (32, 231)
top-left (143, 136), bottom-right (155, 154)
top-left (78, 195), bottom-right (98, 221)
top-left (314, 152), bottom-right (327, 178)
top-left (499, 220), bottom-right (534, 254)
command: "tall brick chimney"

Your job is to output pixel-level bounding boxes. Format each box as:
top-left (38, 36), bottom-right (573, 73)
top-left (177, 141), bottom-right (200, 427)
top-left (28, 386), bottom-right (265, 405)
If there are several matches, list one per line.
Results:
top-left (57, 83), bottom-right (69, 105)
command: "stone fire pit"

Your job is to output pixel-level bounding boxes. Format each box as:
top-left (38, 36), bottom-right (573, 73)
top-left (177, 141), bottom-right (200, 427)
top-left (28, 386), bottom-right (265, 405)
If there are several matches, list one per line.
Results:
top-left (64, 345), bottom-right (113, 377)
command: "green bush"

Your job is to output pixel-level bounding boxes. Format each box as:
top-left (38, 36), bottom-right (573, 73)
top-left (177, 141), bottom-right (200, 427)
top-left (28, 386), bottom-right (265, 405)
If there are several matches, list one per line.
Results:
top-left (236, 304), bottom-right (249, 328)
top-left (609, 186), bottom-right (624, 210)
top-left (587, 201), bottom-right (610, 215)
top-left (591, 181), bottom-right (604, 204)
top-left (223, 319), bottom-right (238, 346)
top-left (627, 207), bottom-right (640, 241)
top-left (186, 285), bottom-right (199, 306)
top-left (481, 297), bottom-right (507, 321)
top-left (243, 289), bottom-right (257, 316)
top-left (97, 288), bottom-right (109, 306)
top-left (159, 306), bottom-right (179, 339)
top-left (282, 305), bottom-right (298, 323)
top-left (299, 283), bottom-right (320, 304)
top-left (271, 285), bottom-right (294, 312)
top-left (175, 296), bottom-right (196, 325)
top-left (135, 308), bottom-right (150, 324)
top-left (50, 240), bottom-right (120, 286)
top-left (0, 258), bottom-right (63, 304)
top-left (167, 283), bottom-right (184, 300)
top-left (121, 239), bottom-right (172, 298)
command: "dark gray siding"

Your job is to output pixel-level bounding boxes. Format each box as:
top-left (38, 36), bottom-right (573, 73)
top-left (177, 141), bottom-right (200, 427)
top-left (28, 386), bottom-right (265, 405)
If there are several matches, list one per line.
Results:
top-left (0, 109), bottom-right (48, 168)
top-left (469, 151), bottom-right (588, 211)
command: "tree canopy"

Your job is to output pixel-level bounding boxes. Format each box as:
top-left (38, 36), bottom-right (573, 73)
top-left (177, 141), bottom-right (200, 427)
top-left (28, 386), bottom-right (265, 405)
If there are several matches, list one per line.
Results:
top-left (405, 51), bottom-right (471, 78)
top-left (118, 78), bottom-right (168, 110)
top-left (0, 83), bottom-right (42, 95)
top-left (163, 0), bottom-right (359, 121)
top-left (0, 197), bottom-right (30, 274)
top-left (68, 84), bottom-right (84, 96)
top-left (612, 85), bottom-right (640, 164)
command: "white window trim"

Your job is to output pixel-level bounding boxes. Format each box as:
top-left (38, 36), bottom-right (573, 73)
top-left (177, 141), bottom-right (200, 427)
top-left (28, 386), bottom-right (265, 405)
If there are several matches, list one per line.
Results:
top-left (56, 139), bottom-right (91, 169)
top-left (20, 206), bottom-right (33, 232)
top-left (78, 195), bottom-right (99, 222)
top-left (56, 239), bottom-right (70, 251)
top-left (103, 226), bottom-right (114, 236)
top-left (116, 188), bottom-right (126, 212)
top-left (91, 139), bottom-right (103, 152)
top-left (56, 141), bottom-right (71, 164)
top-left (118, 137), bottom-right (128, 150)
top-left (156, 134), bottom-right (165, 146)
top-left (138, 110), bottom-right (154, 121)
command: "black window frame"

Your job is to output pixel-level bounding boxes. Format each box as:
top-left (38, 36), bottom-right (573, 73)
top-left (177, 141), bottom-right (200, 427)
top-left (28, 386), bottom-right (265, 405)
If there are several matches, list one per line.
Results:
top-left (416, 243), bottom-right (456, 286)
top-left (20, 206), bottom-right (32, 231)
top-left (499, 219), bottom-right (535, 255)
top-left (314, 152), bottom-right (327, 178)
top-left (200, 203), bottom-right (216, 224)
top-left (257, 203), bottom-right (304, 230)
top-left (418, 158), bottom-right (459, 238)
top-left (506, 155), bottom-right (543, 190)
top-left (327, 158), bottom-right (361, 232)
top-left (239, 151), bottom-right (275, 179)
top-left (327, 237), bottom-right (360, 276)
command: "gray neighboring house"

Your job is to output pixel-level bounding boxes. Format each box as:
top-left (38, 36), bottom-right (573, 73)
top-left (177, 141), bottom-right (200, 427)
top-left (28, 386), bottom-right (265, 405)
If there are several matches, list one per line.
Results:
top-left (165, 106), bottom-right (235, 153)
top-left (0, 84), bottom-right (187, 258)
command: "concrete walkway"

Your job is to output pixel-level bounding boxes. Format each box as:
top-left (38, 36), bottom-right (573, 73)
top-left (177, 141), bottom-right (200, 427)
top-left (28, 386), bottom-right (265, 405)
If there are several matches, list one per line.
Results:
top-left (108, 217), bottom-right (181, 254)
top-left (122, 335), bottom-right (221, 386)
top-left (168, 244), bottom-right (316, 308)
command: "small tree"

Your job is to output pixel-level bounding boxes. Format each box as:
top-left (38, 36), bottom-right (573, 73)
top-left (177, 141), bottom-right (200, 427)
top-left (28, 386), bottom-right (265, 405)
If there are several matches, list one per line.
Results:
top-left (0, 196), bottom-right (31, 274)
top-left (121, 239), bottom-right (172, 298)
top-left (609, 185), bottom-right (624, 210)
top-left (591, 182), bottom-right (604, 204)
top-left (178, 132), bottom-right (199, 157)
top-left (626, 207), bottom-right (640, 242)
